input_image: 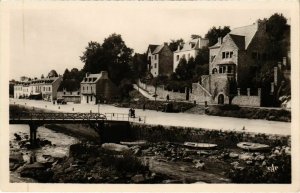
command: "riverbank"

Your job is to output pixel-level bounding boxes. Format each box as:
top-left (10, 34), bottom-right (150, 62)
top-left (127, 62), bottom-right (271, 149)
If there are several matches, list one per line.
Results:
top-left (10, 124), bottom-right (291, 183)
top-left (9, 99), bottom-right (291, 135)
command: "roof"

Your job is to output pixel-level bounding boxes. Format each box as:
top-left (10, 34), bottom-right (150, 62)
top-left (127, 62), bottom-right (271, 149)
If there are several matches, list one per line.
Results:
top-left (174, 39), bottom-right (198, 52)
top-left (81, 71), bottom-right (109, 83)
top-left (229, 22), bottom-right (258, 49)
top-left (30, 76), bottom-right (60, 85)
top-left (229, 34), bottom-right (245, 50)
top-left (152, 44), bottom-right (165, 54)
top-left (147, 44), bottom-right (159, 53)
top-left (58, 79), bottom-right (80, 92)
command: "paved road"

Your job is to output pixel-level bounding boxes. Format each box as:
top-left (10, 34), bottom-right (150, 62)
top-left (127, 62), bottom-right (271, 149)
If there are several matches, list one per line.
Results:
top-left (10, 98), bottom-right (291, 136)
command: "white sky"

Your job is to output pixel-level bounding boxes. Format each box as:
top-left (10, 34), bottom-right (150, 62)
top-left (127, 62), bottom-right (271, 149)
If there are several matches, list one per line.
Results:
top-left (8, 2), bottom-right (291, 80)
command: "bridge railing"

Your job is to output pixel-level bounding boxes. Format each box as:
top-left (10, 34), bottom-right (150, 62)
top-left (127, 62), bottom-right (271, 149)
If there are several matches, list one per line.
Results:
top-left (105, 113), bottom-right (146, 123)
top-left (10, 112), bottom-right (107, 121)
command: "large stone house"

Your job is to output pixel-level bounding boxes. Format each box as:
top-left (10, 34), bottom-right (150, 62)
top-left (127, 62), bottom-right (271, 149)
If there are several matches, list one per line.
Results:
top-left (190, 20), bottom-right (269, 106)
top-left (173, 38), bottom-right (209, 72)
top-left (80, 71), bottom-right (120, 104)
top-left (14, 76), bottom-right (62, 101)
top-left (146, 43), bottom-right (173, 77)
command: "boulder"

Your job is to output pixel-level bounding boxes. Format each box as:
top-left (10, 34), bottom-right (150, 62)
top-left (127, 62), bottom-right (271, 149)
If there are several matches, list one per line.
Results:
top-left (131, 174), bottom-right (145, 183)
top-left (101, 143), bottom-right (130, 152)
top-left (239, 153), bottom-right (253, 161)
top-left (229, 152), bottom-right (239, 158)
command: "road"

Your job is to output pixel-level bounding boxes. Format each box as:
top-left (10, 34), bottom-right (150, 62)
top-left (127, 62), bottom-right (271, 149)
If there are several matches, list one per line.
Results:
top-left (9, 98), bottom-right (291, 136)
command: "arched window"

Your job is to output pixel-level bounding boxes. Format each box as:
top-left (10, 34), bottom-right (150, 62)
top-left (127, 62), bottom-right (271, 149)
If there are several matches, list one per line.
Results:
top-left (212, 68), bottom-right (218, 74)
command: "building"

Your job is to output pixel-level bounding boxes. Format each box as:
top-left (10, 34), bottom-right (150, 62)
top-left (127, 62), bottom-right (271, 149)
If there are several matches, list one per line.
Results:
top-left (57, 79), bottom-right (81, 103)
top-left (81, 71), bottom-right (120, 104)
top-left (14, 76), bottom-right (62, 101)
top-left (173, 38), bottom-right (209, 72)
top-left (146, 43), bottom-right (173, 77)
top-left (190, 20), bottom-right (269, 106)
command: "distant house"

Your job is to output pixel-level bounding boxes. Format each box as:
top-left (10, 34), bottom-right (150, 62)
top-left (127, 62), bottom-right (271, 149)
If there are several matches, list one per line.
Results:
top-left (146, 43), bottom-right (173, 77)
top-left (173, 38), bottom-right (209, 72)
top-left (14, 76), bottom-right (62, 101)
top-left (57, 79), bottom-right (81, 103)
top-left (80, 71), bottom-right (120, 104)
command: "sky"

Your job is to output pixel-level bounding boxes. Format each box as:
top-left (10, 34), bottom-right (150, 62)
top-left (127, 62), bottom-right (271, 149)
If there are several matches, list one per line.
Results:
top-left (8, 2), bottom-right (291, 80)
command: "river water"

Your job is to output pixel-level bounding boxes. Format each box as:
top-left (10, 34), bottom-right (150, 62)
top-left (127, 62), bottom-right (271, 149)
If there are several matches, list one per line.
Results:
top-left (9, 124), bottom-right (79, 182)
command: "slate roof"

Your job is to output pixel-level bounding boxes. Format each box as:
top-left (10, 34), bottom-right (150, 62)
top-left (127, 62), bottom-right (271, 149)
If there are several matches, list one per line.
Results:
top-left (152, 44), bottom-right (165, 54)
top-left (229, 34), bottom-right (245, 50)
top-left (174, 38), bottom-right (198, 53)
top-left (81, 73), bottom-right (102, 83)
top-left (229, 22), bottom-right (257, 49)
top-left (148, 44), bottom-right (159, 53)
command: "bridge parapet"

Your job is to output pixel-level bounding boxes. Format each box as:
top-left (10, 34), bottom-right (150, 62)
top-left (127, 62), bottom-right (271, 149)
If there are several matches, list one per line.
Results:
top-left (10, 112), bottom-right (107, 121)
top-left (105, 113), bottom-right (146, 123)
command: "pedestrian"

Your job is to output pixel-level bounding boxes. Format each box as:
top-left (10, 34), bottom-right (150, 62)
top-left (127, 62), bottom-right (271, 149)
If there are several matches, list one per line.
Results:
top-left (143, 103), bottom-right (146, 111)
top-left (166, 94), bottom-right (169, 101)
top-left (132, 108), bottom-right (136, 118)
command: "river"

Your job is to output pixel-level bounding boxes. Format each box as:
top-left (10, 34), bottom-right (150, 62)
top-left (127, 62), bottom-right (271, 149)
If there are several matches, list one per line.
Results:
top-left (9, 124), bottom-right (78, 182)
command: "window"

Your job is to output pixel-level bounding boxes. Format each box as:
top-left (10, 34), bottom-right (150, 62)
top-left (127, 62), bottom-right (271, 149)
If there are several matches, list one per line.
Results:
top-left (91, 96), bottom-right (93, 101)
top-left (222, 51), bottom-right (233, 59)
top-left (64, 92), bottom-right (66, 95)
top-left (212, 68), bottom-right (218, 74)
top-left (177, 55), bottom-right (179, 61)
top-left (228, 66), bottom-right (232, 73)
top-left (87, 86), bottom-right (88, 91)
top-left (219, 67), bottom-right (223, 73)
top-left (91, 86), bottom-right (93, 91)
top-left (83, 86), bottom-right (85, 91)
top-left (155, 55), bottom-right (157, 60)
top-left (154, 63), bottom-right (157, 68)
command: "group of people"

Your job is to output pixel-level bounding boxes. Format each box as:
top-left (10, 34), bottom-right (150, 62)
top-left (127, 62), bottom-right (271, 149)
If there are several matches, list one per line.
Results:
top-left (129, 108), bottom-right (136, 118)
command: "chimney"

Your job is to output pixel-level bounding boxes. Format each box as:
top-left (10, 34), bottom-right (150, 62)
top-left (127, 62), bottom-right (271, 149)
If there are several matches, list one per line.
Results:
top-left (270, 82), bottom-right (274, 94)
top-left (218, 37), bottom-right (222, 44)
top-left (86, 72), bottom-right (90, 78)
top-left (247, 88), bottom-right (250, 96)
top-left (164, 42), bottom-right (168, 46)
top-left (100, 71), bottom-right (108, 79)
top-left (278, 62), bottom-right (282, 70)
top-left (237, 88), bottom-right (240, 96)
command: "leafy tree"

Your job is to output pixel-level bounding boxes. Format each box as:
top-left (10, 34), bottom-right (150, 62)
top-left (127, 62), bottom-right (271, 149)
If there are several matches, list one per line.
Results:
top-left (266, 13), bottom-right (288, 61)
top-left (169, 39), bottom-right (184, 52)
top-left (48, 70), bottom-right (58, 78)
top-left (130, 53), bottom-right (147, 79)
top-left (80, 34), bottom-right (133, 85)
top-left (175, 58), bottom-right (189, 81)
top-left (63, 68), bottom-right (70, 80)
top-left (194, 46), bottom-right (209, 65)
top-left (205, 26), bottom-right (231, 46)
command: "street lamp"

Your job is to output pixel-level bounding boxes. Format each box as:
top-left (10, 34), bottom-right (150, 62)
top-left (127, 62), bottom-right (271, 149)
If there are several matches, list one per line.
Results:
top-left (98, 100), bottom-right (100, 114)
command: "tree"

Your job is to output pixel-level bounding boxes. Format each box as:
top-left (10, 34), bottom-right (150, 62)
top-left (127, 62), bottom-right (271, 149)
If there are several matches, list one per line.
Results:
top-left (205, 26), bottom-right (231, 46)
top-left (48, 70), bottom-right (58, 78)
top-left (63, 68), bottom-right (70, 80)
top-left (80, 41), bottom-right (104, 73)
top-left (194, 46), bottom-right (209, 66)
top-left (131, 53), bottom-right (147, 79)
top-left (175, 58), bottom-right (189, 80)
top-left (80, 34), bottom-right (133, 85)
top-left (266, 13), bottom-right (288, 61)
top-left (169, 39), bottom-right (184, 52)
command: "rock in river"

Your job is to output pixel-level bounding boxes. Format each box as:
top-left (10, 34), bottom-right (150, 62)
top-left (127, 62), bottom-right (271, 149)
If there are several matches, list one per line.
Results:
top-left (101, 143), bottom-right (130, 152)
